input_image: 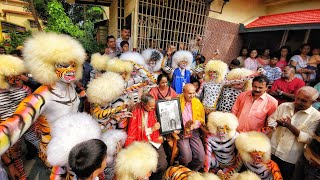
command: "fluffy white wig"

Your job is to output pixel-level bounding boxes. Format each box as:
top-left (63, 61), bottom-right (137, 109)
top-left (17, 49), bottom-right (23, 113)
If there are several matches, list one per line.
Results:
top-left (119, 51), bottom-right (145, 66)
top-left (141, 48), bottom-right (163, 72)
top-left (204, 60), bottom-right (228, 83)
top-left (90, 53), bottom-right (112, 71)
top-left (115, 142), bottom-right (158, 180)
top-left (172, 50), bottom-right (193, 70)
top-left (226, 68), bottom-right (253, 91)
top-left (0, 55), bottom-right (26, 89)
top-left (86, 72), bottom-right (124, 105)
top-left (230, 170), bottom-right (260, 180)
top-left (23, 32), bottom-right (86, 85)
top-left (106, 59), bottom-right (133, 81)
top-left (47, 113), bottom-right (101, 166)
top-left (188, 172), bottom-right (220, 180)
top-left (207, 111), bottom-right (238, 138)
top-left (235, 131), bottom-right (271, 163)
top-left (101, 129), bottom-right (127, 165)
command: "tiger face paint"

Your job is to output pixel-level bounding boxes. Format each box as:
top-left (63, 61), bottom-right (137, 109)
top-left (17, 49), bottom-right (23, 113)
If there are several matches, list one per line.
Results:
top-left (7, 75), bottom-right (23, 86)
top-left (208, 70), bottom-right (218, 80)
top-left (216, 125), bottom-right (230, 139)
top-left (250, 151), bottom-right (265, 163)
top-left (55, 62), bottom-right (76, 83)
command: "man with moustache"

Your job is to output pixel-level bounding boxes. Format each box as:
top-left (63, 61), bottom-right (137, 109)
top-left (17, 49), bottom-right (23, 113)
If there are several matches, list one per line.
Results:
top-left (268, 86), bottom-right (320, 180)
top-left (232, 75), bottom-right (278, 132)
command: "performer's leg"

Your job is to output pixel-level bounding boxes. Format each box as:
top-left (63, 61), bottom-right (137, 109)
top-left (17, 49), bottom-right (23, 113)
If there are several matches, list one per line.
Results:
top-left (8, 139), bottom-right (27, 180)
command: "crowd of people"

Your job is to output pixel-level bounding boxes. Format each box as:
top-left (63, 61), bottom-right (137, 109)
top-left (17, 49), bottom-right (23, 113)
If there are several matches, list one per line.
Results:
top-left (0, 27), bottom-right (319, 180)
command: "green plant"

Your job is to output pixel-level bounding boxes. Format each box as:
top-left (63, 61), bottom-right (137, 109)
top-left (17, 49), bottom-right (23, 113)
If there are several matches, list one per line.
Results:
top-left (7, 31), bottom-right (32, 53)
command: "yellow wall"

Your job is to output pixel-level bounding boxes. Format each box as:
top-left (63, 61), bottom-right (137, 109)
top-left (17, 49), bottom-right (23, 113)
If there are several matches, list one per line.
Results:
top-left (266, 0), bottom-right (320, 15)
top-left (0, 0), bottom-right (44, 32)
top-left (208, 0), bottom-right (266, 24)
top-left (108, 0), bottom-right (118, 37)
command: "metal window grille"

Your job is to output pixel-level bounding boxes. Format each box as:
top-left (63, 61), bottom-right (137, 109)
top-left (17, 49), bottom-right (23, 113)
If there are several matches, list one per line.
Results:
top-left (117, 0), bottom-right (125, 37)
top-left (137, 0), bottom-right (207, 52)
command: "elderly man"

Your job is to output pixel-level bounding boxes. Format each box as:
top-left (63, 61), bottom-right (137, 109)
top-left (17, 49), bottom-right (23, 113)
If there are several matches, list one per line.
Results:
top-left (268, 86), bottom-right (320, 180)
top-left (269, 65), bottom-right (305, 104)
top-left (125, 93), bottom-right (167, 180)
top-left (177, 84), bottom-right (205, 171)
top-left (232, 75), bottom-right (278, 132)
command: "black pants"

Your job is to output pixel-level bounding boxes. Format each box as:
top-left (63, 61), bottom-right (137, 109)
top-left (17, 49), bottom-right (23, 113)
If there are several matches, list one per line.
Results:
top-left (272, 155), bottom-right (295, 180)
top-left (292, 155), bottom-right (320, 180)
top-left (150, 145), bottom-right (168, 180)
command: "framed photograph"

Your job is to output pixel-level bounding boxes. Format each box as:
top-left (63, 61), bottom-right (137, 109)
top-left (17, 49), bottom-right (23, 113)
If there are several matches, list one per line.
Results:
top-left (156, 98), bottom-right (183, 135)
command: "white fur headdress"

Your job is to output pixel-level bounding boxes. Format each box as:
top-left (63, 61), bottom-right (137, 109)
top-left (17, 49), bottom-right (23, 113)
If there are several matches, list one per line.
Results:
top-left (0, 55), bottom-right (26, 89)
top-left (226, 68), bottom-right (253, 91)
top-left (204, 60), bottom-right (228, 83)
top-left (47, 113), bottom-right (101, 166)
top-left (235, 131), bottom-right (271, 163)
top-left (207, 111), bottom-right (238, 138)
top-left (119, 51), bottom-right (145, 66)
top-left (230, 170), bottom-right (260, 180)
top-left (141, 48), bottom-right (163, 72)
top-left (23, 32), bottom-right (86, 85)
top-left (90, 53), bottom-right (112, 72)
top-left (101, 129), bottom-right (127, 165)
top-left (106, 59), bottom-right (133, 81)
top-left (86, 72), bottom-right (124, 105)
top-left (115, 142), bottom-right (158, 180)
top-left (172, 50), bottom-right (193, 70)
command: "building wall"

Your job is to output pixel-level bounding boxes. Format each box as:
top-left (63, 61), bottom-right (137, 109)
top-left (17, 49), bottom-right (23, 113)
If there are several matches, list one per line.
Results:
top-left (0, 0), bottom-right (44, 31)
top-left (208, 0), bottom-right (266, 24)
top-left (201, 18), bottom-right (242, 63)
top-left (108, 0), bottom-right (118, 37)
top-left (266, 0), bottom-right (320, 15)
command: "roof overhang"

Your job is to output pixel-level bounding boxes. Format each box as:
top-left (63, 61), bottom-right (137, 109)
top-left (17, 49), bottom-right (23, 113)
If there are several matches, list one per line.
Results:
top-left (66, 0), bottom-right (112, 6)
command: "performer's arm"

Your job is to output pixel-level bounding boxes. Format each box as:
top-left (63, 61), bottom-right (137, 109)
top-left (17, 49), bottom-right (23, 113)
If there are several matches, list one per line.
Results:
top-left (91, 103), bottom-right (128, 120)
top-left (204, 135), bottom-right (213, 172)
top-left (0, 86), bottom-right (48, 155)
top-left (122, 82), bottom-right (148, 95)
top-left (221, 153), bottom-right (243, 179)
top-left (268, 160), bottom-right (283, 180)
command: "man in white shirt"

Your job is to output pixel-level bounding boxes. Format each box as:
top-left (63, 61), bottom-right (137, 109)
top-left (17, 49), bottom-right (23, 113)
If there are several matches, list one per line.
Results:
top-left (268, 86), bottom-right (320, 180)
top-left (116, 26), bottom-right (132, 52)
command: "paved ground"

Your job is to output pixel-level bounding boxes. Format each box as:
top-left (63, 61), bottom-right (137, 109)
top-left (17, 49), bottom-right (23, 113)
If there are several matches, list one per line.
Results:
top-left (24, 156), bottom-right (50, 180)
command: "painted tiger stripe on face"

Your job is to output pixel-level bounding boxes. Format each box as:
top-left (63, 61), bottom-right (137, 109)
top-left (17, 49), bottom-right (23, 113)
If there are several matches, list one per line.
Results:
top-left (0, 86), bottom-right (47, 155)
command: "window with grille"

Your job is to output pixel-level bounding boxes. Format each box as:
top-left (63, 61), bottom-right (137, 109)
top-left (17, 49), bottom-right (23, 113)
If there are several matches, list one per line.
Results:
top-left (137, 0), bottom-right (207, 52)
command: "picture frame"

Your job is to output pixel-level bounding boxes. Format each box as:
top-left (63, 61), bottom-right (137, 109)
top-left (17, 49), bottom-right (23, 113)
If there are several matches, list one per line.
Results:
top-left (156, 98), bottom-right (183, 135)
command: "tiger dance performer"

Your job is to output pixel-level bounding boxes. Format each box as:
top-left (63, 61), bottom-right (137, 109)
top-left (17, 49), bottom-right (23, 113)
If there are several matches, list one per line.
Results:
top-left (141, 48), bottom-right (163, 79)
top-left (164, 165), bottom-right (220, 180)
top-left (0, 32), bottom-right (86, 180)
top-left (204, 111), bottom-right (239, 174)
top-left (115, 142), bottom-right (158, 180)
top-left (222, 131), bottom-right (283, 180)
top-left (217, 68), bottom-right (253, 112)
top-left (197, 60), bottom-right (260, 114)
top-left (0, 54), bottom-right (35, 179)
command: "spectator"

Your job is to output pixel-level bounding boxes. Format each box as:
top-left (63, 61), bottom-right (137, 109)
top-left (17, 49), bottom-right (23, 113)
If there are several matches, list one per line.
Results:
top-left (276, 46), bottom-right (291, 70)
top-left (68, 139), bottom-right (107, 180)
top-left (293, 123), bottom-right (320, 180)
top-left (229, 59), bottom-right (241, 71)
top-left (82, 52), bottom-right (93, 88)
top-left (149, 74), bottom-right (177, 101)
top-left (232, 75), bottom-right (278, 132)
top-left (125, 93), bottom-right (167, 179)
top-left (290, 43), bottom-right (314, 81)
top-left (263, 56), bottom-right (282, 84)
top-left (237, 48), bottom-right (248, 68)
top-left (305, 47), bottom-right (320, 82)
top-left (177, 84), bottom-right (205, 171)
top-left (258, 48), bottom-right (271, 66)
top-left (105, 35), bottom-right (117, 58)
top-left (313, 82), bottom-right (320, 110)
top-left (268, 86), bottom-right (320, 180)
top-left (120, 40), bottom-right (129, 53)
top-left (244, 49), bottom-right (260, 71)
top-left (0, 46), bottom-right (5, 54)
top-left (116, 26), bottom-right (132, 52)
top-left (269, 65), bottom-right (305, 105)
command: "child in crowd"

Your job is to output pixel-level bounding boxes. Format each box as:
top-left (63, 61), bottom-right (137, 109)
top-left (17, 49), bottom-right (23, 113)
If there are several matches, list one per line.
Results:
top-left (302, 47), bottom-right (320, 82)
top-left (68, 139), bottom-right (107, 180)
top-left (229, 59), bottom-right (241, 71)
top-left (263, 56), bottom-right (282, 84)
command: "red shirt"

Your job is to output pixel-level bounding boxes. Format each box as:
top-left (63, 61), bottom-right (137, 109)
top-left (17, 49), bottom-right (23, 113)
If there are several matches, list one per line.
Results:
top-left (270, 77), bottom-right (305, 104)
top-left (276, 58), bottom-right (288, 70)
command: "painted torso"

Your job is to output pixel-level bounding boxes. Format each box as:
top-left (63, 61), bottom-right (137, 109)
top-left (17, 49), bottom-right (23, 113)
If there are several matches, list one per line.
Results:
top-left (244, 161), bottom-right (273, 180)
